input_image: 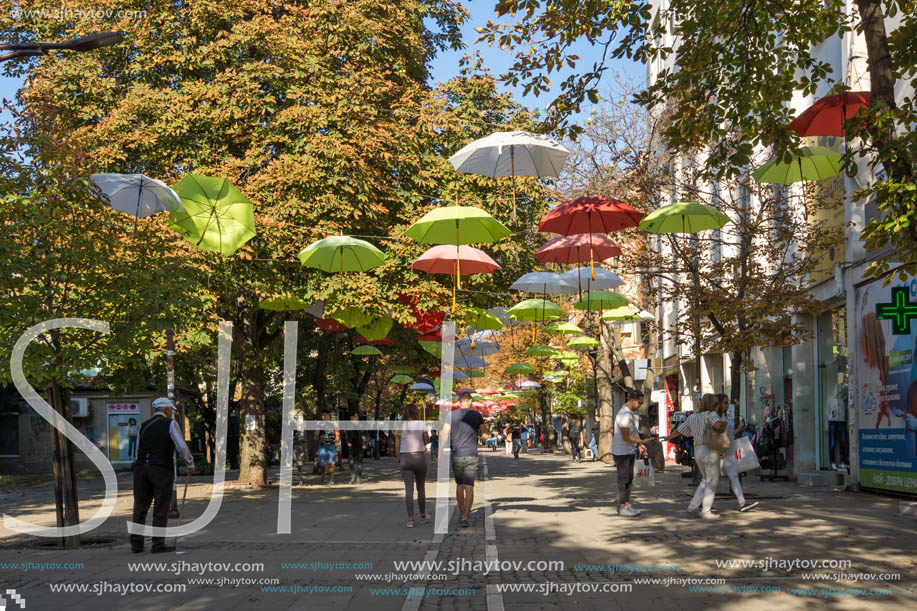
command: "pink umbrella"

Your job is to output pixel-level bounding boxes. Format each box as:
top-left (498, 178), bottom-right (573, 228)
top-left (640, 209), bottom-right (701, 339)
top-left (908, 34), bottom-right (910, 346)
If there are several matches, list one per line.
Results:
top-left (539, 196), bottom-right (643, 235)
top-left (535, 233), bottom-right (622, 265)
top-left (412, 245), bottom-right (500, 311)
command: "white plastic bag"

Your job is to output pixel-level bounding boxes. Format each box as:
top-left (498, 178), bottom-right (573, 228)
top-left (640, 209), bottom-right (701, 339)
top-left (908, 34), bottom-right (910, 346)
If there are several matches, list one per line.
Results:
top-left (634, 459), bottom-right (656, 487)
top-left (724, 436), bottom-right (760, 473)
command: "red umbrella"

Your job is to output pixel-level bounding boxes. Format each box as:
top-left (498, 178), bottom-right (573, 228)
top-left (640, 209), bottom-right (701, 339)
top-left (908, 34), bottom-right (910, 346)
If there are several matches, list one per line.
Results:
top-left (418, 331), bottom-right (442, 342)
top-left (412, 245), bottom-right (500, 312)
top-left (539, 196), bottom-right (642, 235)
top-left (399, 294), bottom-right (445, 333)
top-left (535, 233), bottom-right (622, 265)
top-left (788, 91), bottom-right (870, 138)
top-left (315, 317), bottom-right (347, 332)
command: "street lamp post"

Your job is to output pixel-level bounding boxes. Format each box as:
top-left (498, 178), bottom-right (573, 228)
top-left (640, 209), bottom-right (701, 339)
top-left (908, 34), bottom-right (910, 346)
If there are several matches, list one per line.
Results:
top-left (0, 32), bottom-right (123, 62)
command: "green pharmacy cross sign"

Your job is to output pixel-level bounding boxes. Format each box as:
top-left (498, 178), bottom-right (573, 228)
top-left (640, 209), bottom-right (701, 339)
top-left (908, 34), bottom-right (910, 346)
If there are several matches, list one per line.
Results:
top-left (876, 287), bottom-right (917, 335)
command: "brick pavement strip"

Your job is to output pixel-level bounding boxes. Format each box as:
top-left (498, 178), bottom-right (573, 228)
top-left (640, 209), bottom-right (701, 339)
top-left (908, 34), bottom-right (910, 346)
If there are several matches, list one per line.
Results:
top-left (1, 453), bottom-right (915, 610)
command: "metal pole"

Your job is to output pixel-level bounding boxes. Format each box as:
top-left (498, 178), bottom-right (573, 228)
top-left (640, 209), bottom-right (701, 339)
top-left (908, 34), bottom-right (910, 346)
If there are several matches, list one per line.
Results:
top-left (167, 329), bottom-right (180, 517)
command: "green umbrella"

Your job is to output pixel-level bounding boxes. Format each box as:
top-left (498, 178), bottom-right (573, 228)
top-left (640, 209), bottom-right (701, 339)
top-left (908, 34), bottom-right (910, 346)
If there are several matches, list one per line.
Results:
top-left (352, 345), bottom-right (382, 356)
top-left (298, 236), bottom-right (385, 273)
top-left (525, 344), bottom-right (559, 357)
top-left (574, 290), bottom-right (629, 311)
top-left (543, 370), bottom-right (568, 379)
top-left (507, 299), bottom-right (565, 322)
top-left (465, 369), bottom-right (485, 378)
top-left (419, 340), bottom-right (442, 359)
top-left (464, 307), bottom-right (504, 331)
top-left (505, 363), bottom-right (535, 375)
top-left (637, 201), bottom-right (730, 234)
top-left (329, 306), bottom-right (371, 329)
top-left (543, 321), bottom-right (583, 335)
top-left (601, 306), bottom-right (642, 321)
top-left (390, 374), bottom-right (413, 384)
top-left (356, 315), bottom-right (393, 342)
top-left (568, 336), bottom-right (600, 348)
top-left (393, 364), bottom-right (414, 374)
top-left (554, 350), bottom-right (579, 365)
top-left (259, 296), bottom-right (308, 311)
top-left (752, 146), bottom-right (842, 185)
top-left (169, 175), bottom-right (256, 256)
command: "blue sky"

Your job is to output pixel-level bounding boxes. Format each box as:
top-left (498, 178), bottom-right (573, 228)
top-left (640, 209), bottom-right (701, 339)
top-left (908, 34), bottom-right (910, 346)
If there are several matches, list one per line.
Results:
top-left (0, 1), bottom-right (642, 124)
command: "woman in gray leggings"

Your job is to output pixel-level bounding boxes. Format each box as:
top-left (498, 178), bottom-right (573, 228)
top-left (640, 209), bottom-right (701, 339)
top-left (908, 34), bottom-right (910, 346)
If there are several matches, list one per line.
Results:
top-left (395, 403), bottom-right (430, 528)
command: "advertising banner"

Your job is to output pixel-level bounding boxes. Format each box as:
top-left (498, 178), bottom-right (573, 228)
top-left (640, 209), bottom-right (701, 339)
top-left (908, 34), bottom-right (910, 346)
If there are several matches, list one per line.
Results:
top-left (855, 280), bottom-right (917, 494)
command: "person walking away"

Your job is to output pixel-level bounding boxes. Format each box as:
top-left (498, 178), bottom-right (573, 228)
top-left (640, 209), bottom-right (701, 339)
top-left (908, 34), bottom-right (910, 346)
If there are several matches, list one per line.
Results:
top-left (664, 394), bottom-right (728, 519)
top-left (315, 410), bottom-right (340, 485)
top-left (589, 412), bottom-right (600, 461)
top-left (612, 391), bottom-right (652, 517)
top-left (347, 413), bottom-right (366, 485)
top-left (511, 422), bottom-right (522, 459)
top-left (430, 429), bottom-right (439, 465)
top-left (520, 425), bottom-right (528, 454)
top-left (395, 403), bottom-right (430, 527)
top-left (568, 415), bottom-right (583, 462)
top-left (716, 394), bottom-right (758, 512)
top-left (130, 397), bottom-right (194, 553)
top-left (443, 392), bottom-right (489, 528)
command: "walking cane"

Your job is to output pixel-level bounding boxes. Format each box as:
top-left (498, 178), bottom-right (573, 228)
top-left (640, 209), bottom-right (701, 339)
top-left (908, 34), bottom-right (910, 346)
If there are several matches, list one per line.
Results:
top-left (175, 470), bottom-right (191, 552)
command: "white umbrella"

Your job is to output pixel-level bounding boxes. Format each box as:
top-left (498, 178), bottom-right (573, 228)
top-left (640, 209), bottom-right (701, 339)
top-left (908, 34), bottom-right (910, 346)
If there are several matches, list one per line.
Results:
top-left (448, 131), bottom-right (570, 222)
top-left (409, 382), bottom-right (434, 392)
top-left (488, 307), bottom-right (524, 326)
top-left (455, 339), bottom-right (500, 358)
top-left (90, 173), bottom-right (181, 223)
top-left (510, 271), bottom-right (578, 295)
top-left (520, 380), bottom-right (542, 389)
top-left (562, 266), bottom-right (624, 291)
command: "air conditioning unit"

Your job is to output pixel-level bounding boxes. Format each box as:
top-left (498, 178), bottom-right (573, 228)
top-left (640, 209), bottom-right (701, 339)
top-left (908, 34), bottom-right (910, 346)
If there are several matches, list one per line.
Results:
top-left (70, 397), bottom-right (89, 418)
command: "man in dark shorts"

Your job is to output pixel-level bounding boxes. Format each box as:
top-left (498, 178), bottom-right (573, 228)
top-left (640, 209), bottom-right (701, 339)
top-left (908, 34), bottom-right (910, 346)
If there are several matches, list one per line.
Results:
top-left (444, 392), bottom-right (490, 528)
top-left (315, 410), bottom-right (340, 485)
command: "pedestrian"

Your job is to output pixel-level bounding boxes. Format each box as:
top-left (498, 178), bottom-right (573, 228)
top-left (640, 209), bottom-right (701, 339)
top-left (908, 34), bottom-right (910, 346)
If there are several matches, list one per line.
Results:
top-left (717, 394), bottom-right (758, 512)
top-left (511, 422), bottom-right (522, 459)
top-left (347, 413), bottom-right (366, 485)
top-left (589, 412), bottom-right (601, 461)
top-left (612, 390), bottom-right (652, 517)
top-left (664, 394), bottom-right (728, 519)
top-left (568, 415), bottom-right (583, 462)
top-left (520, 425), bottom-right (528, 454)
top-left (315, 410), bottom-right (340, 485)
top-left (130, 397), bottom-right (194, 553)
top-left (395, 402), bottom-right (430, 528)
top-left (488, 427), bottom-right (499, 452)
top-left (430, 429), bottom-right (439, 465)
top-left (444, 392), bottom-right (489, 528)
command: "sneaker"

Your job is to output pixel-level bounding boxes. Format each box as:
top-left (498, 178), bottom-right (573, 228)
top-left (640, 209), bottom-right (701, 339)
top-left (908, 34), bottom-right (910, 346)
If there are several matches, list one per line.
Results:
top-left (739, 501), bottom-right (759, 512)
top-left (419, 515), bottom-right (430, 524)
top-left (406, 520), bottom-right (415, 528)
top-left (685, 505), bottom-right (701, 515)
top-left (328, 479), bottom-right (335, 485)
top-left (617, 506), bottom-right (637, 517)
top-left (699, 511), bottom-right (719, 520)
top-left (831, 462), bottom-right (838, 470)
top-left (460, 519), bottom-right (470, 528)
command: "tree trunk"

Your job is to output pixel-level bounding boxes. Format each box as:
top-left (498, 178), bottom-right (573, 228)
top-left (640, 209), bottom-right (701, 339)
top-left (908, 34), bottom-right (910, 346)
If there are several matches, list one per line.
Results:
top-left (730, 350), bottom-right (744, 426)
top-left (49, 380), bottom-right (80, 548)
top-left (537, 390), bottom-right (554, 451)
top-left (596, 321), bottom-right (616, 463)
top-left (237, 308), bottom-right (267, 487)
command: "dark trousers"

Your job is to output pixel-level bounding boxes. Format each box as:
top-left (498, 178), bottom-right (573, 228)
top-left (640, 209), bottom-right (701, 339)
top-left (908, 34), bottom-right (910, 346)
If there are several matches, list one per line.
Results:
top-left (349, 456), bottom-right (363, 481)
top-left (828, 421), bottom-right (848, 465)
top-left (569, 438), bottom-right (581, 461)
top-left (613, 453), bottom-right (636, 505)
top-left (512, 439), bottom-right (521, 458)
top-left (131, 463), bottom-right (173, 550)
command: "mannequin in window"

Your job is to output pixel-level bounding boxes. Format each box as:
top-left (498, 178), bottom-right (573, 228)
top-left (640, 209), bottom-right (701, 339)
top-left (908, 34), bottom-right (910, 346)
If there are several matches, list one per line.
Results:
top-left (826, 383), bottom-right (848, 470)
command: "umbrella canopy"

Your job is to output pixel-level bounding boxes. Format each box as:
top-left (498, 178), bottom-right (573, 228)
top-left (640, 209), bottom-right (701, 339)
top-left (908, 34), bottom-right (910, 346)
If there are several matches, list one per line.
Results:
top-left (638, 201), bottom-right (730, 234)
top-left (404, 206), bottom-right (510, 245)
top-left (510, 271), bottom-right (578, 295)
top-left (543, 321), bottom-right (583, 335)
top-left (534, 233), bottom-right (622, 264)
top-left (456, 339), bottom-right (501, 357)
top-left (419, 340), bottom-right (442, 359)
top-left (543, 370), bottom-right (568, 379)
top-left (478, 388), bottom-right (500, 395)
top-left (399, 294), bottom-right (446, 333)
top-left (355, 315), bottom-right (393, 342)
top-left (409, 382), bottom-right (434, 392)
top-left (525, 345), bottom-right (559, 357)
top-left (464, 307), bottom-right (504, 331)
top-left (752, 146), bottom-right (842, 185)
top-left (315, 317), bottom-right (348, 332)
top-left (539, 196), bottom-right (642, 234)
top-left (465, 369), bottom-right (485, 378)
top-left (412, 245), bottom-right (500, 275)
top-left (519, 380), bottom-right (542, 389)
top-left (352, 345), bottom-right (382, 356)
top-left (448, 131), bottom-right (570, 179)
top-left (486, 306), bottom-right (524, 326)
top-left (298, 235), bottom-right (385, 273)
top-left (507, 299), bottom-right (565, 322)
top-left (390, 375), bottom-right (413, 384)
top-left (568, 336), bottom-right (600, 348)
top-left (259, 296), bottom-right (309, 311)
top-left (601, 306), bottom-right (654, 322)
top-left (505, 363), bottom-right (535, 375)
top-left (169, 175), bottom-right (256, 256)
top-left (328, 306), bottom-right (371, 329)
top-left (430, 369), bottom-right (469, 380)
top-left (554, 350), bottom-right (580, 365)
top-left (788, 91), bottom-right (870, 137)
top-left (574, 290), bottom-right (629, 311)
top-left (562, 266), bottom-right (624, 291)
top-left (454, 357), bottom-right (489, 370)
top-left (91, 173), bottom-right (181, 218)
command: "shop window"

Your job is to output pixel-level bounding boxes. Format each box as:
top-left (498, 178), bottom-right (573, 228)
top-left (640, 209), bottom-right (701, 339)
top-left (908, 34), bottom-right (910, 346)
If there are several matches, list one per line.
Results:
top-left (0, 413), bottom-right (19, 456)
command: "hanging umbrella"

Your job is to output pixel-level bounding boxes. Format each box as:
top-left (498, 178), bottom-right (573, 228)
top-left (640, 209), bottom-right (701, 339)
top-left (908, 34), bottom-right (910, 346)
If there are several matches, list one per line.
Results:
top-left (510, 271), bottom-right (578, 295)
top-left (554, 350), bottom-right (580, 365)
top-left (505, 363), bottom-right (535, 375)
top-left (455, 339), bottom-right (501, 357)
top-left (90, 173), bottom-right (181, 234)
top-left (543, 370), bottom-right (568, 379)
top-left (448, 131), bottom-right (570, 223)
top-left (568, 336), bottom-right (600, 348)
top-left (638, 201), bottom-right (731, 234)
top-left (574, 290), bottom-right (629, 311)
top-left (543, 321), bottom-right (583, 335)
top-left (259, 296), bottom-right (309, 311)
top-left (399, 294), bottom-right (446, 333)
top-left (409, 382), bottom-right (434, 392)
top-left (352, 345), bottom-right (382, 356)
top-left (525, 345), bottom-right (559, 357)
top-left (562, 266), bottom-right (624, 291)
top-left (315, 317), bottom-right (348, 332)
top-left (328, 306), bottom-right (371, 329)
top-left (601, 306), bottom-right (654, 322)
top-left (412, 244), bottom-right (500, 311)
top-left (752, 146), bottom-right (842, 185)
top-left (418, 330), bottom-right (443, 358)
top-left (539, 195), bottom-right (643, 234)
top-left (534, 233), bottom-right (622, 266)
top-left (486, 307), bottom-right (524, 326)
top-left (390, 374), bottom-right (413, 384)
top-left (355, 315), bottom-right (394, 342)
top-left (298, 235), bottom-right (385, 272)
top-left (519, 380), bottom-right (542, 390)
top-left (507, 299), bottom-right (565, 322)
top-left (788, 91), bottom-right (870, 138)
top-left (454, 357), bottom-right (488, 370)
top-left (430, 369), bottom-right (469, 380)
top-left (464, 307), bottom-right (505, 332)
top-left (404, 206), bottom-right (510, 311)
top-left (169, 175), bottom-right (256, 256)
top-left (465, 369), bottom-right (485, 378)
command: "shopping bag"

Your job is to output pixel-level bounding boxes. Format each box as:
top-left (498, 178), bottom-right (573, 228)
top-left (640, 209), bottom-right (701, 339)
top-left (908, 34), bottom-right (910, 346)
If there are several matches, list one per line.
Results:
top-left (634, 460), bottom-right (656, 487)
top-left (729, 436), bottom-right (760, 473)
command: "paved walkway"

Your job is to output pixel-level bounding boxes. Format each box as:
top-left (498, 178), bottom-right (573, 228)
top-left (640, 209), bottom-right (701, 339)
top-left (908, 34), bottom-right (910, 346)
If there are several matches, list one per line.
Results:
top-left (1, 451), bottom-right (915, 610)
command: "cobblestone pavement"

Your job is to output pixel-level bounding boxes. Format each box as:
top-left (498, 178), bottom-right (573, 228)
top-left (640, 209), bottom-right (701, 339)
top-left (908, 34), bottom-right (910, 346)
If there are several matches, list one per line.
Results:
top-left (1, 451), bottom-right (915, 610)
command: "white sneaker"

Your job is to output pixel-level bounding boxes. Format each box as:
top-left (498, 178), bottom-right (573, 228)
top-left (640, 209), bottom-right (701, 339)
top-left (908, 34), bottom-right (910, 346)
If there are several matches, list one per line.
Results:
top-left (699, 511), bottom-right (719, 520)
top-left (831, 462), bottom-right (838, 470)
top-left (686, 506), bottom-right (701, 515)
top-left (618, 506), bottom-right (639, 517)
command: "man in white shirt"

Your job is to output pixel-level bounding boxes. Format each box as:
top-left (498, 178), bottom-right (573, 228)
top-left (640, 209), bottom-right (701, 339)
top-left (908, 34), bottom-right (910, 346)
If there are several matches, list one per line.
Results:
top-left (612, 390), bottom-right (651, 517)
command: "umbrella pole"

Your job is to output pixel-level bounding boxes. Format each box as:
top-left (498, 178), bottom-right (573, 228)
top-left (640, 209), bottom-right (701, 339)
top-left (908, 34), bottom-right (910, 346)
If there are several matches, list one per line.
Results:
top-left (589, 232), bottom-right (595, 281)
top-left (133, 187), bottom-right (142, 237)
top-left (511, 146), bottom-right (517, 224)
top-left (195, 210), bottom-right (215, 246)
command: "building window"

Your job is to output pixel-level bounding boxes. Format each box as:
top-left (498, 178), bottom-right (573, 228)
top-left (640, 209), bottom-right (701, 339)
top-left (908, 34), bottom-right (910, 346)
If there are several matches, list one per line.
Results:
top-left (0, 414), bottom-right (19, 457)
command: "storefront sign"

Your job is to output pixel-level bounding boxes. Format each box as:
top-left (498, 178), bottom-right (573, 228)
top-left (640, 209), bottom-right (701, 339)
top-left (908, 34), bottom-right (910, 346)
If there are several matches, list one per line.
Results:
top-left (855, 281), bottom-right (917, 494)
top-left (107, 402), bottom-right (139, 413)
